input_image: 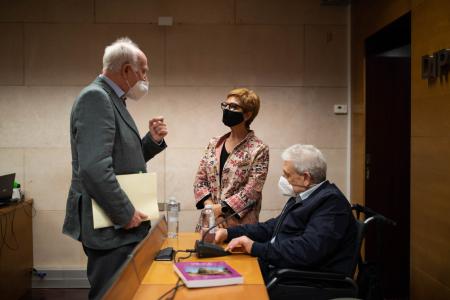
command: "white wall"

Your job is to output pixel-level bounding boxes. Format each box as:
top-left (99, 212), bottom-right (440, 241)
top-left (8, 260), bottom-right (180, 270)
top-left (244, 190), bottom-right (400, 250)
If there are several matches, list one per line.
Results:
top-left (0, 0), bottom-right (348, 269)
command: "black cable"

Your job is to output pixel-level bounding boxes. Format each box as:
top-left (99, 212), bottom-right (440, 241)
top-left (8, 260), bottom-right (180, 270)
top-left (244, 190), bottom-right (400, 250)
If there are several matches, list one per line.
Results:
top-left (173, 249), bottom-right (195, 262)
top-left (22, 201), bottom-right (37, 218)
top-left (7, 204), bottom-right (19, 251)
top-left (0, 204), bottom-right (19, 253)
top-left (0, 201), bottom-right (36, 261)
top-left (176, 251), bottom-right (192, 262)
top-left (0, 206), bottom-right (19, 257)
top-left (0, 212), bottom-right (6, 257)
top-left (166, 278), bottom-right (183, 300)
top-left (155, 249), bottom-right (195, 300)
top-left (157, 278), bottom-right (184, 300)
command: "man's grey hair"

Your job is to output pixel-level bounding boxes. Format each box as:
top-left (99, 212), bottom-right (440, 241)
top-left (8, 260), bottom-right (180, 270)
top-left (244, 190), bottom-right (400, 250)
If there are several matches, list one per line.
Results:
top-left (281, 144), bottom-right (327, 183)
top-left (102, 37), bottom-right (141, 72)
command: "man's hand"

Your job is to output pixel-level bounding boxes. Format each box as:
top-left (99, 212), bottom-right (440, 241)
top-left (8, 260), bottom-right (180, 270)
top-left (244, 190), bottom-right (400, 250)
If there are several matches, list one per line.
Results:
top-left (225, 236), bottom-right (254, 254)
top-left (149, 116), bottom-right (168, 142)
top-left (214, 228), bottom-right (228, 244)
top-left (124, 210), bottom-right (148, 229)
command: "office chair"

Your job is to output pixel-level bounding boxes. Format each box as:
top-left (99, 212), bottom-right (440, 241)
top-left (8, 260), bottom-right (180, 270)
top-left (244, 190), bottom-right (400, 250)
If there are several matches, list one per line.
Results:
top-left (266, 204), bottom-right (394, 300)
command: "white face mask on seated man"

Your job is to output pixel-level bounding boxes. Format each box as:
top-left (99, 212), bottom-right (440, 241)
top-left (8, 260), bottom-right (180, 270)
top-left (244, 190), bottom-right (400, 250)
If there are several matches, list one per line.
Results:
top-left (278, 176), bottom-right (297, 197)
top-left (278, 174), bottom-right (318, 198)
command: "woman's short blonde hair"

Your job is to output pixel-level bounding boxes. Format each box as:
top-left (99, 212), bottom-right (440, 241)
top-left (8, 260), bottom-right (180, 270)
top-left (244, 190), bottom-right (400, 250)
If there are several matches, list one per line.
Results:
top-left (227, 88), bottom-right (260, 128)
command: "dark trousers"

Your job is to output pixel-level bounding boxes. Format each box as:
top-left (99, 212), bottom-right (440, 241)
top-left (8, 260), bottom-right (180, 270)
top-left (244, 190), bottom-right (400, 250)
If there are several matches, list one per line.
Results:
top-left (83, 242), bottom-right (138, 300)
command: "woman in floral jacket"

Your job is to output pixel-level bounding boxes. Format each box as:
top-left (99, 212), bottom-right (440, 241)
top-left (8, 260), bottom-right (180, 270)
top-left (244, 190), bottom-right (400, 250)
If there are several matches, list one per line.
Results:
top-left (194, 88), bottom-right (269, 231)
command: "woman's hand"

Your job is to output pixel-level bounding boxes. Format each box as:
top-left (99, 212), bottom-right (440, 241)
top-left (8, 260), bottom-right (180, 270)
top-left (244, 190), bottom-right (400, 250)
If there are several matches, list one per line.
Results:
top-left (212, 204), bottom-right (222, 219)
top-left (203, 199), bottom-right (227, 227)
top-left (216, 215), bottom-right (228, 228)
top-left (203, 199), bottom-right (222, 218)
top-left (204, 198), bottom-right (213, 206)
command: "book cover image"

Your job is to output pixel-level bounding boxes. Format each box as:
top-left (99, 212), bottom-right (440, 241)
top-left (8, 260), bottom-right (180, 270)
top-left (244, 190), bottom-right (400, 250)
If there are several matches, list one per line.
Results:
top-left (174, 261), bottom-right (243, 288)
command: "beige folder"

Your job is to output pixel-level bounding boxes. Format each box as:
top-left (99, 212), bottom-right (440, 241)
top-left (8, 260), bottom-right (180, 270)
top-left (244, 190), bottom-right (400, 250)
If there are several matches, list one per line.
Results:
top-left (92, 172), bottom-right (159, 229)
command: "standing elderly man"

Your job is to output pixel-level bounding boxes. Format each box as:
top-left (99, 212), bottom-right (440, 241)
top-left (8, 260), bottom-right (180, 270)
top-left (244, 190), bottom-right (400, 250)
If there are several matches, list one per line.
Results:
top-left (63, 37), bottom-right (168, 299)
top-left (215, 144), bottom-right (357, 282)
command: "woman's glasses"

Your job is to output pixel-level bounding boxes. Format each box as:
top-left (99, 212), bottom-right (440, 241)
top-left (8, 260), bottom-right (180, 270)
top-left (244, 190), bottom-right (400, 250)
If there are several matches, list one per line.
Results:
top-left (220, 102), bottom-right (243, 111)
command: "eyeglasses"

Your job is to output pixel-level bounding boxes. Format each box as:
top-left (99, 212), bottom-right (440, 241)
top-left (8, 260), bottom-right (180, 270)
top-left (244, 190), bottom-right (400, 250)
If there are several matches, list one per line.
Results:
top-left (220, 102), bottom-right (243, 111)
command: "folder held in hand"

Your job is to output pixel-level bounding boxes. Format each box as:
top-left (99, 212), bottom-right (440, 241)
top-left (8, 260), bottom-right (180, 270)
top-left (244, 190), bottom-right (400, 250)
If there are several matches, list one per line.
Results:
top-left (92, 173), bottom-right (159, 229)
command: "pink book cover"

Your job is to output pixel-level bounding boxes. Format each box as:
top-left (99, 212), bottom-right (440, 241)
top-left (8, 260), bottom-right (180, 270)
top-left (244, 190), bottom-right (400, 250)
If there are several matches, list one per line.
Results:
top-left (173, 261), bottom-right (243, 288)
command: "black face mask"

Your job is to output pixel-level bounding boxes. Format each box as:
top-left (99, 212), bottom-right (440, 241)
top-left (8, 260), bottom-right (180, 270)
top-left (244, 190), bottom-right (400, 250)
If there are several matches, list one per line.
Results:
top-left (222, 109), bottom-right (244, 127)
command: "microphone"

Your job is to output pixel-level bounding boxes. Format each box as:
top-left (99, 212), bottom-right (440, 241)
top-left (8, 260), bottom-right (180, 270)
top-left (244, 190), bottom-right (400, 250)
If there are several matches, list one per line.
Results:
top-left (194, 200), bottom-right (256, 258)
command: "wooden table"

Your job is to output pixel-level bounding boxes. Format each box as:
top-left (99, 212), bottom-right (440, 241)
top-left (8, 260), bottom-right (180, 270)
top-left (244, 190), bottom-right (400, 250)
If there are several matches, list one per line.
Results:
top-left (103, 218), bottom-right (269, 300)
top-left (134, 233), bottom-right (269, 300)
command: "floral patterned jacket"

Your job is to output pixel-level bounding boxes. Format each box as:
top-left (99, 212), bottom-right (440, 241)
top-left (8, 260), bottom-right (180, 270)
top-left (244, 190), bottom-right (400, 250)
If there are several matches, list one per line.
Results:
top-left (193, 131), bottom-right (269, 230)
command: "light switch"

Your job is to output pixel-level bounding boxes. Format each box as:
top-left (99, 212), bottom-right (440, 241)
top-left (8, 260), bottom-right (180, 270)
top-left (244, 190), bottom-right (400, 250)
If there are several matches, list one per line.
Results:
top-left (334, 104), bottom-right (347, 114)
top-left (158, 16), bottom-right (173, 26)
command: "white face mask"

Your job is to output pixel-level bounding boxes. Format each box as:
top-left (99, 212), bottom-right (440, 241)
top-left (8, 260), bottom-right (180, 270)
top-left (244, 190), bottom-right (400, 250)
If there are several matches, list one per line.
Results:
top-left (126, 80), bottom-right (149, 101)
top-left (278, 176), bottom-right (296, 197)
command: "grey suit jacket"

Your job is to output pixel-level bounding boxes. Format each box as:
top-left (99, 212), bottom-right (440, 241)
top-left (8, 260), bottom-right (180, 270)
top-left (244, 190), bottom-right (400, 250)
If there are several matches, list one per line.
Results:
top-left (63, 77), bottom-right (166, 250)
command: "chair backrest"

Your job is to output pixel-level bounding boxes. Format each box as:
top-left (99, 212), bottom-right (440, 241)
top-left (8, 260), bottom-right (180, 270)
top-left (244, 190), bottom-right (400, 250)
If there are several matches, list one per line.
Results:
top-left (348, 219), bottom-right (365, 277)
top-left (349, 207), bottom-right (377, 278)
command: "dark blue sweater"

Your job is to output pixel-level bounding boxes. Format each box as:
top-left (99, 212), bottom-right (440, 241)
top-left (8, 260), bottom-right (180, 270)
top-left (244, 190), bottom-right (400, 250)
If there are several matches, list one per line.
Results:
top-left (227, 181), bottom-right (357, 276)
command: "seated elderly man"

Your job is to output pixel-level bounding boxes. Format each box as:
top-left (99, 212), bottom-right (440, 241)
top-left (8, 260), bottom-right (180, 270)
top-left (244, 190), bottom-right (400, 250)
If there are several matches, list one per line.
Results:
top-left (214, 144), bottom-right (357, 282)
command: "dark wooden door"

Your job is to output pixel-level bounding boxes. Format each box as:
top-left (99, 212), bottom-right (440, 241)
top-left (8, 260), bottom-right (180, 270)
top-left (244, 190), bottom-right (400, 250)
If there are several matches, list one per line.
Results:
top-left (365, 56), bottom-right (410, 299)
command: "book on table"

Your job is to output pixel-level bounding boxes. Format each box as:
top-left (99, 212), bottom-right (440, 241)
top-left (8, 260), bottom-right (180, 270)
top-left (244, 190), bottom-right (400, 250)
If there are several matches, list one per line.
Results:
top-left (173, 261), bottom-right (243, 288)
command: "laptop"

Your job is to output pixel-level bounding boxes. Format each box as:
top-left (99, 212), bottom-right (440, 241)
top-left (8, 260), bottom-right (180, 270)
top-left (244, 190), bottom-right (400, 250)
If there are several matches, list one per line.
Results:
top-left (0, 173), bottom-right (15, 203)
